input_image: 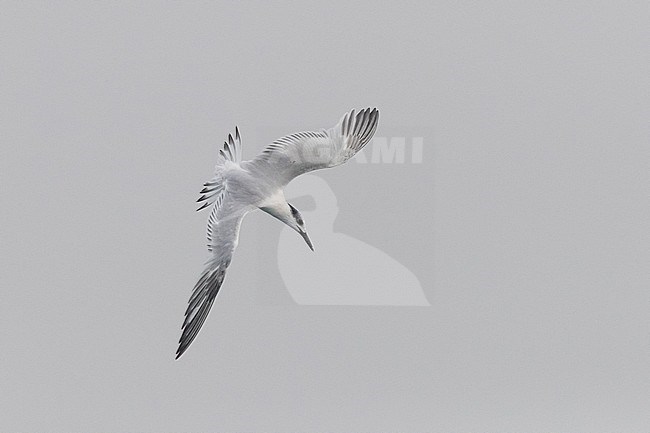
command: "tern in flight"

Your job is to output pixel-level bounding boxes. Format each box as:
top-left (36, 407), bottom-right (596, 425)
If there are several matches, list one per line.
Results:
top-left (176, 108), bottom-right (380, 358)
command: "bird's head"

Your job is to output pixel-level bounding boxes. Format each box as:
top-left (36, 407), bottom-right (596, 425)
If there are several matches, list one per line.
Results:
top-left (288, 203), bottom-right (314, 251)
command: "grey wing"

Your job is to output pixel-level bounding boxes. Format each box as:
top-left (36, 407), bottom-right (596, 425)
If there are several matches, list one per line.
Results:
top-left (176, 196), bottom-right (248, 359)
top-left (248, 108), bottom-right (379, 186)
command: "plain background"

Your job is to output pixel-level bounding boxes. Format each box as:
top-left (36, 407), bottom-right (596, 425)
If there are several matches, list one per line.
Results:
top-left (1, 1), bottom-right (649, 431)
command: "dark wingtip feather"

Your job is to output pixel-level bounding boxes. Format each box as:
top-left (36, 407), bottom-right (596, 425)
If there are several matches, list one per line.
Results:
top-left (225, 138), bottom-right (232, 159)
top-left (196, 201), bottom-right (212, 211)
top-left (354, 109), bottom-right (366, 135)
top-left (358, 109), bottom-right (372, 140)
top-left (358, 108), bottom-right (377, 143)
top-left (176, 266), bottom-right (227, 359)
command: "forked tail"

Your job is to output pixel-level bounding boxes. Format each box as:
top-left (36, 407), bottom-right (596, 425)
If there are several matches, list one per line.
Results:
top-left (196, 127), bottom-right (242, 211)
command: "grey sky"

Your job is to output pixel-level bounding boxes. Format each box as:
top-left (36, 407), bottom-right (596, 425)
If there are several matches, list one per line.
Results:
top-left (1, 1), bottom-right (649, 432)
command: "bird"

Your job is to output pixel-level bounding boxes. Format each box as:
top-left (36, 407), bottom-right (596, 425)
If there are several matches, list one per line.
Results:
top-left (176, 108), bottom-right (380, 359)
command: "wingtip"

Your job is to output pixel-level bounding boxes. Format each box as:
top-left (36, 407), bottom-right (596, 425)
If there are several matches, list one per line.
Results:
top-left (175, 339), bottom-right (187, 359)
top-left (196, 201), bottom-right (212, 211)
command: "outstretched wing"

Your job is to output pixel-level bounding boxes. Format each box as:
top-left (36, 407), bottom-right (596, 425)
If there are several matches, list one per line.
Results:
top-left (176, 195), bottom-right (248, 359)
top-left (248, 108), bottom-right (379, 186)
